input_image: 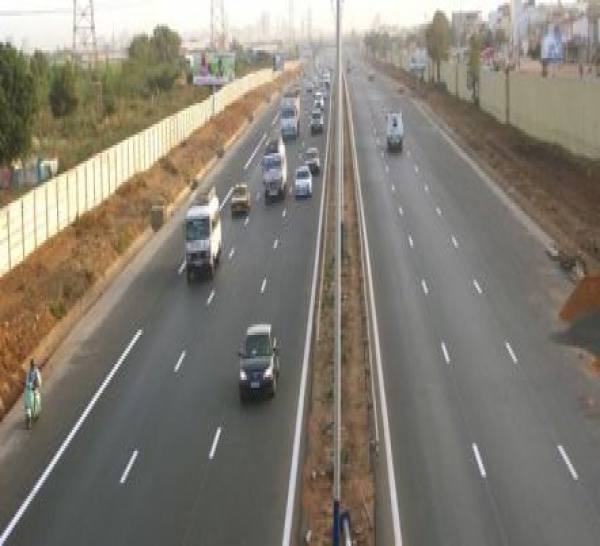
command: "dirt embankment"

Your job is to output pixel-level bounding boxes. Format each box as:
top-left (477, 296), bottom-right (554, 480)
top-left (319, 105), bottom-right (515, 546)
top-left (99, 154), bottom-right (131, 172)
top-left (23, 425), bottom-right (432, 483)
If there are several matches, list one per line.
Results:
top-left (373, 59), bottom-right (600, 273)
top-left (302, 95), bottom-right (375, 544)
top-left (0, 71), bottom-right (297, 421)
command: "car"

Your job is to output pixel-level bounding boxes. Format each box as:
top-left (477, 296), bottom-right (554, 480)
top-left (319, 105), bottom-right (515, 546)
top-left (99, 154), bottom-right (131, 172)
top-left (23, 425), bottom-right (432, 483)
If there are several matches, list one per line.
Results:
top-left (294, 166), bottom-right (313, 198)
top-left (230, 183), bottom-right (251, 216)
top-left (305, 147), bottom-right (321, 175)
top-left (314, 92), bottom-right (325, 111)
top-left (239, 324), bottom-right (280, 401)
top-left (310, 109), bottom-right (324, 134)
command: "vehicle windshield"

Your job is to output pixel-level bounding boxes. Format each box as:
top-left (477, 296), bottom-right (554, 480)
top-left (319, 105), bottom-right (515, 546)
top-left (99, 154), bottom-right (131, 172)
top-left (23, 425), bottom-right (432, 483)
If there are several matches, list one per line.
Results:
top-left (297, 169), bottom-right (310, 179)
top-left (186, 217), bottom-right (210, 241)
top-left (244, 334), bottom-right (271, 358)
top-left (264, 155), bottom-right (282, 169)
top-left (306, 150), bottom-right (318, 160)
top-left (312, 112), bottom-right (321, 120)
top-left (282, 107), bottom-right (296, 119)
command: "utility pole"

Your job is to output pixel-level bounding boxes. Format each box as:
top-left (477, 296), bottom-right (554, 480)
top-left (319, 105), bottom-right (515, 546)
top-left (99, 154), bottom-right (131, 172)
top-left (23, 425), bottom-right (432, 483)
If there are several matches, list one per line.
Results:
top-left (333, 0), bottom-right (343, 543)
top-left (72, 0), bottom-right (98, 66)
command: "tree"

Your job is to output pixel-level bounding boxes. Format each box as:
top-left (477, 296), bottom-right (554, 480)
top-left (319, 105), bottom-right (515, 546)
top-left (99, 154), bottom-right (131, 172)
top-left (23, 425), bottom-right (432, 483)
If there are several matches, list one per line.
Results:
top-left (49, 62), bottom-right (79, 118)
top-left (0, 43), bottom-right (38, 167)
top-left (151, 25), bottom-right (181, 64)
top-left (425, 10), bottom-right (451, 83)
top-left (468, 35), bottom-right (482, 104)
top-left (30, 49), bottom-right (52, 148)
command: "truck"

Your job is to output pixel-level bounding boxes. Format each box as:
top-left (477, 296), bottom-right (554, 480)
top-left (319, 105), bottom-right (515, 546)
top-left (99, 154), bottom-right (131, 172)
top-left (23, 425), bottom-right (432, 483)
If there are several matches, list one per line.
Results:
top-left (280, 91), bottom-right (300, 140)
top-left (184, 186), bottom-right (222, 281)
top-left (386, 111), bottom-right (404, 152)
top-left (263, 137), bottom-right (287, 203)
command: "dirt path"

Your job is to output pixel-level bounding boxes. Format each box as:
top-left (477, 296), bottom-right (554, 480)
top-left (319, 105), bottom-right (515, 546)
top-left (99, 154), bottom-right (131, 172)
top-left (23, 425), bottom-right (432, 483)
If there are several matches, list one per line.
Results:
top-left (0, 72), bottom-right (297, 421)
top-left (373, 59), bottom-right (600, 274)
top-left (301, 93), bottom-right (375, 544)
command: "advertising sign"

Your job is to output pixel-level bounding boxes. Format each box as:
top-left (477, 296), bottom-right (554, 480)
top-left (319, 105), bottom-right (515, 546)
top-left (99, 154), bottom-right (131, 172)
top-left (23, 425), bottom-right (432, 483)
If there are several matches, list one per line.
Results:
top-left (191, 51), bottom-right (236, 85)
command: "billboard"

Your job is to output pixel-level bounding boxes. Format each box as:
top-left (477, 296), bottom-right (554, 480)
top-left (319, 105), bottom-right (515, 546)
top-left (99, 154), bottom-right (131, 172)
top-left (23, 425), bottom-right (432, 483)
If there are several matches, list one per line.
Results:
top-left (191, 51), bottom-right (236, 86)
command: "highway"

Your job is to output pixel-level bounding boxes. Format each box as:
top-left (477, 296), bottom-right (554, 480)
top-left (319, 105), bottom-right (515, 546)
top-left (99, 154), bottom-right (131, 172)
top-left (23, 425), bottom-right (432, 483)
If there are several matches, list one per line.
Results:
top-left (348, 58), bottom-right (600, 544)
top-left (0, 62), bottom-right (329, 545)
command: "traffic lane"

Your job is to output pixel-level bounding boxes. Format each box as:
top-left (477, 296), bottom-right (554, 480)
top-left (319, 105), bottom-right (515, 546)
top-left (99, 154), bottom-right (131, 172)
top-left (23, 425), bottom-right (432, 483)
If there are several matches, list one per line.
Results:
top-left (349, 81), bottom-right (506, 545)
top-left (386, 83), bottom-right (600, 520)
top-left (182, 116), bottom-right (329, 545)
top-left (0, 95), bottom-right (288, 537)
top-left (362, 70), bottom-right (600, 542)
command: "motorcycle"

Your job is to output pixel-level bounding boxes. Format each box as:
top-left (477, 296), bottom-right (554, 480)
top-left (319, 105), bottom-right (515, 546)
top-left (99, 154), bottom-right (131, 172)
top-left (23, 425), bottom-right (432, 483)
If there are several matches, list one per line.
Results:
top-left (24, 380), bottom-right (41, 429)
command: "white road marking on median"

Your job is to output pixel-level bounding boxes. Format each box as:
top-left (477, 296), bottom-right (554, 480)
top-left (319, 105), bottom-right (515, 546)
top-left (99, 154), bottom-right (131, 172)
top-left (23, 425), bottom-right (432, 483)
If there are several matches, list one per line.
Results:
top-left (424, 184), bottom-right (430, 193)
top-left (272, 113), bottom-right (279, 127)
top-left (219, 186), bottom-right (235, 211)
top-left (0, 328), bottom-right (143, 544)
top-left (421, 279), bottom-right (429, 295)
top-left (385, 165), bottom-right (389, 173)
top-left (228, 247), bottom-right (235, 260)
top-left (273, 238), bottom-right (279, 250)
top-left (451, 235), bottom-right (459, 248)
top-left (414, 164), bottom-right (419, 174)
top-left (244, 216), bottom-right (249, 228)
top-left (398, 206), bottom-right (403, 216)
top-left (261, 277), bottom-right (267, 293)
top-left (207, 289), bottom-right (215, 306)
top-left (391, 184), bottom-right (396, 193)
top-left (408, 234), bottom-right (414, 248)
top-left (441, 342), bottom-right (450, 364)
top-left (472, 444), bottom-right (487, 478)
top-left (436, 206), bottom-right (442, 216)
top-left (505, 341), bottom-right (518, 364)
top-left (558, 445), bottom-right (579, 481)
top-left (120, 450), bottom-right (139, 485)
top-left (209, 427), bottom-right (222, 460)
top-left (282, 208), bottom-right (287, 219)
top-left (177, 260), bottom-right (186, 275)
top-left (244, 133), bottom-right (267, 170)
top-left (473, 279), bottom-right (483, 295)
top-left (174, 350), bottom-right (186, 373)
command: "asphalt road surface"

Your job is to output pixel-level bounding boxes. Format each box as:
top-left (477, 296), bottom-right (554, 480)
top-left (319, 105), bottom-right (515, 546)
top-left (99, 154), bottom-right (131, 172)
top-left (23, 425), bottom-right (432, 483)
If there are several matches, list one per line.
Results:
top-left (348, 57), bottom-right (600, 545)
top-left (0, 61), bottom-right (330, 546)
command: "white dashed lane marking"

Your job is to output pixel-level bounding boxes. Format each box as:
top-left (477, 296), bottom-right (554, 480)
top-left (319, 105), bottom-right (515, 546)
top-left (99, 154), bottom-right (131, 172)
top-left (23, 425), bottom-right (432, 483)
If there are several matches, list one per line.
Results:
top-left (472, 444), bottom-right (487, 478)
top-left (119, 450), bottom-right (139, 485)
top-left (558, 445), bottom-right (579, 481)
top-left (174, 350), bottom-right (186, 373)
top-left (505, 341), bottom-right (518, 364)
top-left (441, 341), bottom-right (450, 364)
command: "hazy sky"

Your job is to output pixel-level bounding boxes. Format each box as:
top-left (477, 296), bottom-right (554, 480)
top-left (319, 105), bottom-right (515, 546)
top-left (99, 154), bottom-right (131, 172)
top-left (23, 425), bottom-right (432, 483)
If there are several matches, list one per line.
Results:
top-left (1, 0), bottom-right (517, 50)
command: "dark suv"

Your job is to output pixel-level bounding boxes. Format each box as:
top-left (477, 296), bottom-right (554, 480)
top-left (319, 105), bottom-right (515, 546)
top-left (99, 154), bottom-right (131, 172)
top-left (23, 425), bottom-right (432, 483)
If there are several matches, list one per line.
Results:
top-left (239, 324), bottom-right (280, 401)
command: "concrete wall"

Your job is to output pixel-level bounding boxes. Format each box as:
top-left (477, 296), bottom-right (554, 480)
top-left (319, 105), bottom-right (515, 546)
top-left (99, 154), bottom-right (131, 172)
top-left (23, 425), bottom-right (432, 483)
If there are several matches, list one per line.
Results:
top-left (509, 73), bottom-right (600, 157)
top-left (480, 69), bottom-right (507, 124)
top-left (0, 67), bottom-right (282, 277)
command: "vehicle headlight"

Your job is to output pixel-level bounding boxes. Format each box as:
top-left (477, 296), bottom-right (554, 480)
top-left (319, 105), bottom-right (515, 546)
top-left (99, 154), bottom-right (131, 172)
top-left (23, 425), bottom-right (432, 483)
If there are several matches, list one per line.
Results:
top-left (263, 365), bottom-right (274, 379)
top-left (240, 369), bottom-right (247, 381)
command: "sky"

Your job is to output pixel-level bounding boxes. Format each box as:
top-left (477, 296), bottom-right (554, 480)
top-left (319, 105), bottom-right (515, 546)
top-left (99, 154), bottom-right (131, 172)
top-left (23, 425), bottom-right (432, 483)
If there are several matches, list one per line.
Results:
top-left (0, 0), bottom-right (517, 51)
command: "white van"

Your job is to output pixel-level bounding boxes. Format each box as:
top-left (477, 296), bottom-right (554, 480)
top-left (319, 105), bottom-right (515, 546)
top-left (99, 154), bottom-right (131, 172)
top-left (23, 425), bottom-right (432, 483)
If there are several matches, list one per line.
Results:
top-left (184, 186), bottom-right (222, 281)
top-left (386, 112), bottom-right (404, 152)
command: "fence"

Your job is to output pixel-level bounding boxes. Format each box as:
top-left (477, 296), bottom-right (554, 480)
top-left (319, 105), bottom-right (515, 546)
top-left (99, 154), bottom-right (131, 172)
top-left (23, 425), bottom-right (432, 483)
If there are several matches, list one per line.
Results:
top-left (0, 66), bottom-right (287, 277)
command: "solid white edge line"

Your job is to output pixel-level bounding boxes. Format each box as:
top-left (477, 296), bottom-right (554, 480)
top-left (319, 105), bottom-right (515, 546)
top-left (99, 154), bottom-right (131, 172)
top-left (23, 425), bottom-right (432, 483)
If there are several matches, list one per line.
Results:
top-left (0, 329), bottom-right (143, 545)
top-left (557, 445), bottom-right (579, 481)
top-left (209, 427), bottom-right (222, 460)
top-left (174, 350), bottom-right (186, 373)
top-left (441, 341), bottom-right (450, 364)
top-left (177, 260), bottom-right (186, 275)
top-left (219, 186), bottom-right (235, 211)
top-left (207, 289), bottom-right (215, 306)
top-left (281, 71), bottom-right (333, 546)
top-left (346, 74), bottom-right (403, 544)
top-left (119, 450), bottom-right (139, 485)
top-left (472, 443), bottom-right (487, 478)
top-left (505, 341), bottom-right (518, 364)
top-left (473, 279), bottom-right (483, 295)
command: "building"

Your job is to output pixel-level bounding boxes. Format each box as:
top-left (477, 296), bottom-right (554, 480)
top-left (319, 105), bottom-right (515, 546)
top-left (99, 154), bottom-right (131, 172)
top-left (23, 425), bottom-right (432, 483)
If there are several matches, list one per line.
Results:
top-left (451, 11), bottom-right (483, 46)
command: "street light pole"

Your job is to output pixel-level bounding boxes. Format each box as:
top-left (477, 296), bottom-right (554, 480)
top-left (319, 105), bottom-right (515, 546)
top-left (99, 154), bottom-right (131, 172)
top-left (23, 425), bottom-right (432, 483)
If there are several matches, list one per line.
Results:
top-left (333, 0), bottom-right (343, 543)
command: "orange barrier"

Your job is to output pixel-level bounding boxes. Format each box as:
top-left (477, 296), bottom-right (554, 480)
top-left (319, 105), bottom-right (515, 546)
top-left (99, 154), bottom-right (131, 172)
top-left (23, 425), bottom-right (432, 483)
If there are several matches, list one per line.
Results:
top-left (560, 275), bottom-right (600, 323)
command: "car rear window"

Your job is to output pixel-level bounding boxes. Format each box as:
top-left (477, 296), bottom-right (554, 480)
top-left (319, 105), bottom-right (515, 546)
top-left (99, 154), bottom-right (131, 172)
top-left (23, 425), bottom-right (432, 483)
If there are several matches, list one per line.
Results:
top-left (245, 334), bottom-right (271, 357)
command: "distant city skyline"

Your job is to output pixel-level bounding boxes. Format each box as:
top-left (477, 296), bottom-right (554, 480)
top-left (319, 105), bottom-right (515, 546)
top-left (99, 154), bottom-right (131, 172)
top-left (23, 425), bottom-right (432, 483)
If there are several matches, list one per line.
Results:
top-left (0, 0), bottom-right (564, 51)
